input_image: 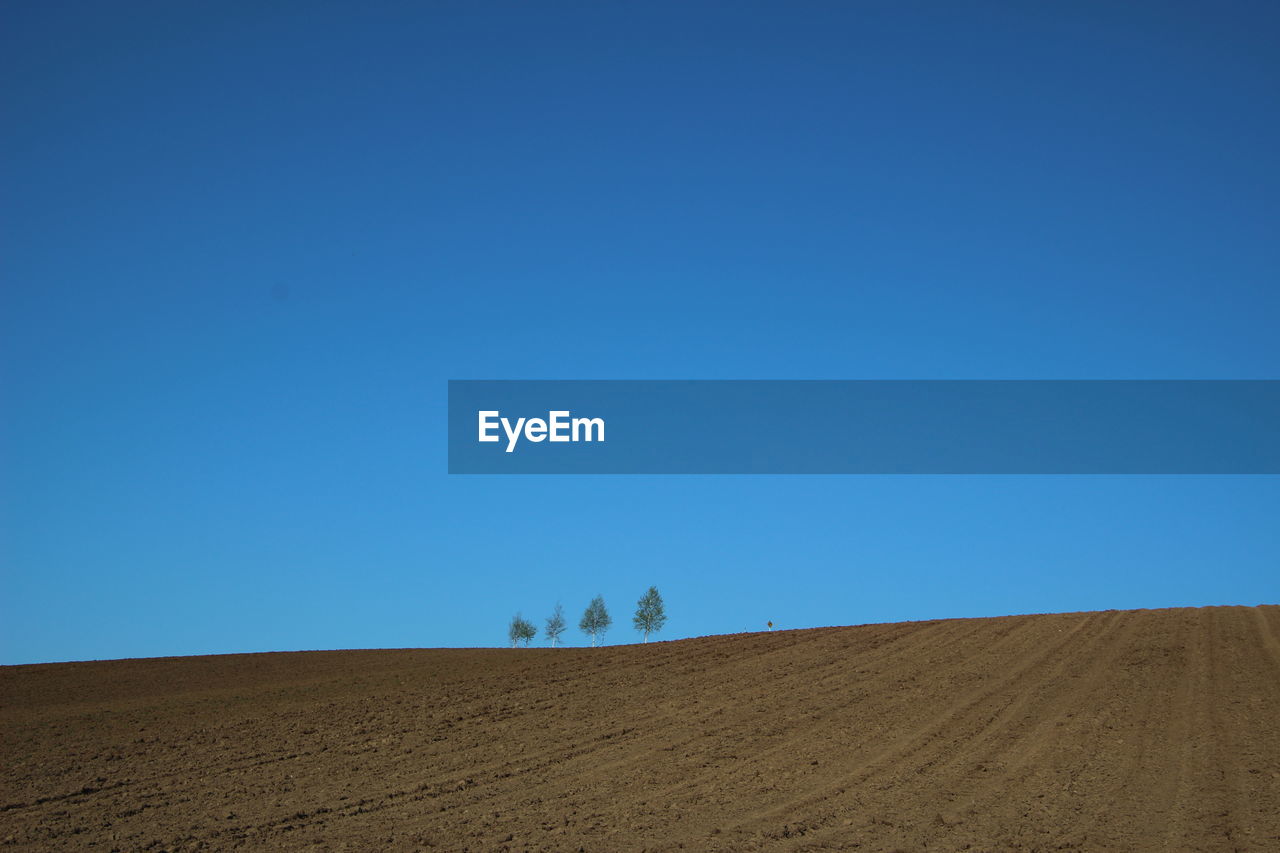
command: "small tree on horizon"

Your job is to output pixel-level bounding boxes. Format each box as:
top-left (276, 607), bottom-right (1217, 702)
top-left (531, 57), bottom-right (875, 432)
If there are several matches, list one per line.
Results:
top-left (508, 613), bottom-right (536, 648)
top-left (633, 586), bottom-right (667, 643)
top-left (545, 603), bottom-right (566, 647)
top-left (579, 595), bottom-right (611, 647)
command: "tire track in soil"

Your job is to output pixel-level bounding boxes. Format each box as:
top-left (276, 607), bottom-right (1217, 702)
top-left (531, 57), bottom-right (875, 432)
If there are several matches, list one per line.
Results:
top-left (751, 611), bottom-right (1134, 851)
top-left (859, 612), bottom-right (1145, 846)
top-left (718, 611), bottom-right (1109, 844)
top-left (1159, 608), bottom-right (1224, 851)
top-left (581, 614), bottom-right (1029, 835)
top-left (1059, 608), bottom-right (1195, 850)
top-left (1208, 606), bottom-right (1280, 851)
top-left (567, 618), bottom-right (1006, 814)
top-left (1253, 604), bottom-right (1280, 671)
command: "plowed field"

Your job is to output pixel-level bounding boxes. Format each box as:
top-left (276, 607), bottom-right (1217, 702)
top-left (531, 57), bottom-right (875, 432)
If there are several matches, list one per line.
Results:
top-left (3, 606), bottom-right (1279, 851)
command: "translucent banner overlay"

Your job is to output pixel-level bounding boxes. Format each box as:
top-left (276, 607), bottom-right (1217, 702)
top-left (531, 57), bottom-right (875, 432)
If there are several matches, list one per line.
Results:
top-left (447, 381), bottom-right (1279, 474)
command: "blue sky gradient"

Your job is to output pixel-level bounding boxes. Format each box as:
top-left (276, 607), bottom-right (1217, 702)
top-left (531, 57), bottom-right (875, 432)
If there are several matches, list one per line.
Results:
top-left (3, 2), bottom-right (1277, 663)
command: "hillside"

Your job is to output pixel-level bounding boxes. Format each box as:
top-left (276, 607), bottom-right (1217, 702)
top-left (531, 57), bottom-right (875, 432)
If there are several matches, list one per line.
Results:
top-left (3, 606), bottom-right (1278, 851)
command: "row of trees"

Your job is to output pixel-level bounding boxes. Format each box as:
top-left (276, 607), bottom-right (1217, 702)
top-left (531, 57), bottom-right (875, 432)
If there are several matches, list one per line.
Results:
top-left (508, 587), bottom-right (667, 648)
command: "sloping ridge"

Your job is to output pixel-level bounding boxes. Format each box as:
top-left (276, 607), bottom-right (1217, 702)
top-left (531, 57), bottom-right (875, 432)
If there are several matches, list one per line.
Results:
top-left (3, 606), bottom-right (1278, 851)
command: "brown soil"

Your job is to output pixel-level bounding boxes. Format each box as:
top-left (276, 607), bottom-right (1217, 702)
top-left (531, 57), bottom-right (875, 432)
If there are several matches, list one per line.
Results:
top-left (3, 606), bottom-right (1279, 851)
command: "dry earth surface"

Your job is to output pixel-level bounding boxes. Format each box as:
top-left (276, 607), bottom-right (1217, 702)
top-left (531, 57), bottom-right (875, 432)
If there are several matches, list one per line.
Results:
top-left (3, 606), bottom-right (1279, 851)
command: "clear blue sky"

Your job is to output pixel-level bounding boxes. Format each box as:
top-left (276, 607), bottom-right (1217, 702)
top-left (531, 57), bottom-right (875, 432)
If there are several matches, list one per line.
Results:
top-left (2, 2), bottom-right (1276, 664)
